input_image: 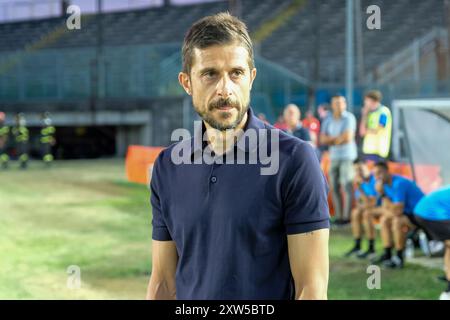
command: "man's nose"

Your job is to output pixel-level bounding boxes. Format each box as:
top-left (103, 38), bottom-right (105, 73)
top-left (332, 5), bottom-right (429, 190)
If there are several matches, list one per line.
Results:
top-left (217, 75), bottom-right (233, 98)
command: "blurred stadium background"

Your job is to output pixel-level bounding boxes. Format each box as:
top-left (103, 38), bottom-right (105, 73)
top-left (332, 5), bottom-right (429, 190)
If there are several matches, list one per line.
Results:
top-left (0, 0), bottom-right (449, 299)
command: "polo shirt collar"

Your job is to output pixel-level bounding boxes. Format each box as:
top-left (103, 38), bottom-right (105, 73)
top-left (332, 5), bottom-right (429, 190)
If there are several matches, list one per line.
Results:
top-left (190, 107), bottom-right (266, 160)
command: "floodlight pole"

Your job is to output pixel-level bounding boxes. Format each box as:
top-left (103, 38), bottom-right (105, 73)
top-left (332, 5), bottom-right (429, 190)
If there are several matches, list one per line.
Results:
top-left (446, 0), bottom-right (450, 78)
top-left (355, 0), bottom-right (365, 86)
top-left (346, 0), bottom-right (354, 112)
top-left (91, 0), bottom-right (103, 119)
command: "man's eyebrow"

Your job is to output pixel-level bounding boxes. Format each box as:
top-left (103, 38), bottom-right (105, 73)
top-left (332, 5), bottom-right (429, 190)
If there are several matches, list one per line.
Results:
top-left (198, 67), bottom-right (217, 74)
top-left (230, 67), bottom-right (247, 74)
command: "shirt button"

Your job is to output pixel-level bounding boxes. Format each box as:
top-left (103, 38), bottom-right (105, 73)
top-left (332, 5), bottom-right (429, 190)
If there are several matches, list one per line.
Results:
top-left (210, 176), bottom-right (217, 183)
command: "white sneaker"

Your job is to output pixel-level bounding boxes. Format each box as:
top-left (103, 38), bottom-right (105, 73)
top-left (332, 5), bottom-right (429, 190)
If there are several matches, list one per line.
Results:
top-left (430, 241), bottom-right (445, 255)
top-left (439, 291), bottom-right (450, 300)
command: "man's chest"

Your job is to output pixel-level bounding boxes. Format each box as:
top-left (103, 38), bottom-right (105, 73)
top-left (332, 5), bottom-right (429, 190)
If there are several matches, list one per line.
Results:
top-left (161, 164), bottom-right (284, 247)
top-left (326, 120), bottom-right (346, 136)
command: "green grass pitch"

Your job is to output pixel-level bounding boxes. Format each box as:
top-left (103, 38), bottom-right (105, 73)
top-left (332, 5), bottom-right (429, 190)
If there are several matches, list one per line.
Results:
top-left (0, 160), bottom-right (444, 299)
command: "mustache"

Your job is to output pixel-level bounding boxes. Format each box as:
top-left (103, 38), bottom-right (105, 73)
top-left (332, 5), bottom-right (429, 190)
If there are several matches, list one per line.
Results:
top-left (208, 98), bottom-right (240, 110)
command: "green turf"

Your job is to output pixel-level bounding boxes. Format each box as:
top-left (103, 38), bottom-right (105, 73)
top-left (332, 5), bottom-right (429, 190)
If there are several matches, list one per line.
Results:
top-left (0, 160), bottom-right (151, 299)
top-left (0, 160), bottom-right (445, 299)
top-left (328, 228), bottom-right (444, 299)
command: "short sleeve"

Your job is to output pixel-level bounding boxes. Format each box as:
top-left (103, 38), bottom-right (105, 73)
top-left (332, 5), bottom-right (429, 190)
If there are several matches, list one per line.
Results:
top-left (343, 113), bottom-right (356, 132)
top-left (283, 142), bottom-right (330, 234)
top-left (362, 179), bottom-right (378, 197)
top-left (320, 118), bottom-right (329, 134)
top-left (379, 113), bottom-right (388, 127)
top-left (392, 181), bottom-right (407, 204)
top-left (364, 185), bottom-right (378, 197)
top-left (150, 153), bottom-right (172, 241)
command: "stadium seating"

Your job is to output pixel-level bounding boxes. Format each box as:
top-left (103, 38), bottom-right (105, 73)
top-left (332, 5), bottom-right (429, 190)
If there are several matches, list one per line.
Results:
top-left (261, 0), bottom-right (446, 82)
top-left (0, 0), bottom-right (445, 85)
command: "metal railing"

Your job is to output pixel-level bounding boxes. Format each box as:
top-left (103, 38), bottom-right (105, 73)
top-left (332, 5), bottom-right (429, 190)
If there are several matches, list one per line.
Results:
top-left (0, 43), bottom-right (309, 122)
top-left (366, 27), bottom-right (448, 85)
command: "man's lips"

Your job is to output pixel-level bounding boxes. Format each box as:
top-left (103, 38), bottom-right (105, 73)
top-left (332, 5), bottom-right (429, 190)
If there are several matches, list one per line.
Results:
top-left (215, 105), bottom-right (234, 111)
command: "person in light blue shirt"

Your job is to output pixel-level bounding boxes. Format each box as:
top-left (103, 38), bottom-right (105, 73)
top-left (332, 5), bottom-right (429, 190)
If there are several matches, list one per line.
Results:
top-left (413, 185), bottom-right (450, 300)
top-left (415, 186), bottom-right (450, 221)
top-left (371, 161), bottom-right (425, 269)
top-left (382, 175), bottom-right (424, 215)
top-left (320, 95), bottom-right (358, 225)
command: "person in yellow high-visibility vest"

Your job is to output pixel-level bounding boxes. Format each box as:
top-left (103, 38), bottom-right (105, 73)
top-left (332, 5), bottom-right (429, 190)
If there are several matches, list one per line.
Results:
top-left (12, 113), bottom-right (29, 169)
top-left (359, 90), bottom-right (392, 162)
top-left (40, 112), bottom-right (56, 167)
top-left (0, 112), bottom-right (10, 169)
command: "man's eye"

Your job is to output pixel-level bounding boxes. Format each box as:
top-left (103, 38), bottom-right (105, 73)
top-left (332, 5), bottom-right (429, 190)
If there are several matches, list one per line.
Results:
top-left (231, 70), bottom-right (244, 77)
top-left (204, 72), bottom-right (216, 79)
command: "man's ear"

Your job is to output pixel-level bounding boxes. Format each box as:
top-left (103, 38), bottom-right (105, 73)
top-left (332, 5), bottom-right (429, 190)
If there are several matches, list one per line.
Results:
top-left (249, 68), bottom-right (257, 90)
top-left (178, 72), bottom-right (192, 95)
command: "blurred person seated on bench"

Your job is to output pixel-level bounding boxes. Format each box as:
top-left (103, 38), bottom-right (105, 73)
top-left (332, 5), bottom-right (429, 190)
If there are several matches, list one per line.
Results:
top-left (413, 185), bottom-right (450, 300)
top-left (345, 159), bottom-right (379, 259)
top-left (370, 161), bottom-right (424, 269)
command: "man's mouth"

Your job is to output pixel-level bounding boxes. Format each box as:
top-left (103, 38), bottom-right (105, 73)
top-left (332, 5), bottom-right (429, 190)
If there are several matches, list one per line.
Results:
top-left (216, 105), bottom-right (234, 111)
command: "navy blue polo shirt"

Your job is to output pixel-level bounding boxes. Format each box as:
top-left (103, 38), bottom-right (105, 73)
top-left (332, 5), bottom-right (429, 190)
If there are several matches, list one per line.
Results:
top-left (150, 107), bottom-right (330, 300)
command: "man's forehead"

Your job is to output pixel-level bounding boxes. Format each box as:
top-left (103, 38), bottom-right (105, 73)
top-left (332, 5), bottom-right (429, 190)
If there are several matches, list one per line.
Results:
top-left (192, 44), bottom-right (250, 69)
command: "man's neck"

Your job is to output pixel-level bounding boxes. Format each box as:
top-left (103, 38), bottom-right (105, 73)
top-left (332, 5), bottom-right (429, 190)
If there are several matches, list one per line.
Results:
top-left (204, 112), bottom-right (248, 156)
top-left (288, 122), bottom-right (300, 131)
top-left (333, 111), bottom-right (342, 119)
top-left (371, 104), bottom-right (381, 112)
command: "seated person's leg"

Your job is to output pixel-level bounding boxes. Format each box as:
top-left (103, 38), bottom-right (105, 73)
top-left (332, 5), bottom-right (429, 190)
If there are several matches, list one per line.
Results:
top-left (445, 241), bottom-right (450, 286)
top-left (413, 216), bottom-right (450, 298)
top-left (357, 207), bottom-right (382, 259)
top-left (373, 213), bottom-right (393, 263)
top-left (345, 207), bottom-right (364, 257)
top-left (386, 215), bottom-right (414, 268)
top-left (440, 241), bottom-right (450, 300)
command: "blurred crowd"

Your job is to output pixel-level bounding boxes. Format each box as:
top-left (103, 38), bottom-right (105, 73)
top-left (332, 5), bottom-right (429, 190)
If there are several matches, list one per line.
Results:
top-left (265, 90), bottom-right (450, 300)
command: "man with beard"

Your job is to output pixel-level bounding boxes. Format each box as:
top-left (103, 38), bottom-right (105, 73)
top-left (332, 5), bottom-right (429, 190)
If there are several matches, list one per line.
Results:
top-left (146, 12), bottom-right (330, 300)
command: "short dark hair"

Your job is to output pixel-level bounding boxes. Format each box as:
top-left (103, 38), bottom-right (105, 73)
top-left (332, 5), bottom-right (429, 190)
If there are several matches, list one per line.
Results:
top-left (181, 12), bottom-right (254, 74)
top-left (374, 161), bottom-right (389, 171)
top-left (365, 90), bottom-right (383, 102)
top-left (331, 94), bottom-right (345, 102)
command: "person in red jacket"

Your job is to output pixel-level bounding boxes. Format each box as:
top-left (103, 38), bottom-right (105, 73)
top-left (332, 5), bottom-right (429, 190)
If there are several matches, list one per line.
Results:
top-left (303, 110), bottom-right (320, 147)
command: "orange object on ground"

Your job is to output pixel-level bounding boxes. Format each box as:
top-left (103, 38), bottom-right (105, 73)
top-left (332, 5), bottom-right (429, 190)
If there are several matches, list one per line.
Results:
top-left (125, 145), bottom-right (164, 185)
